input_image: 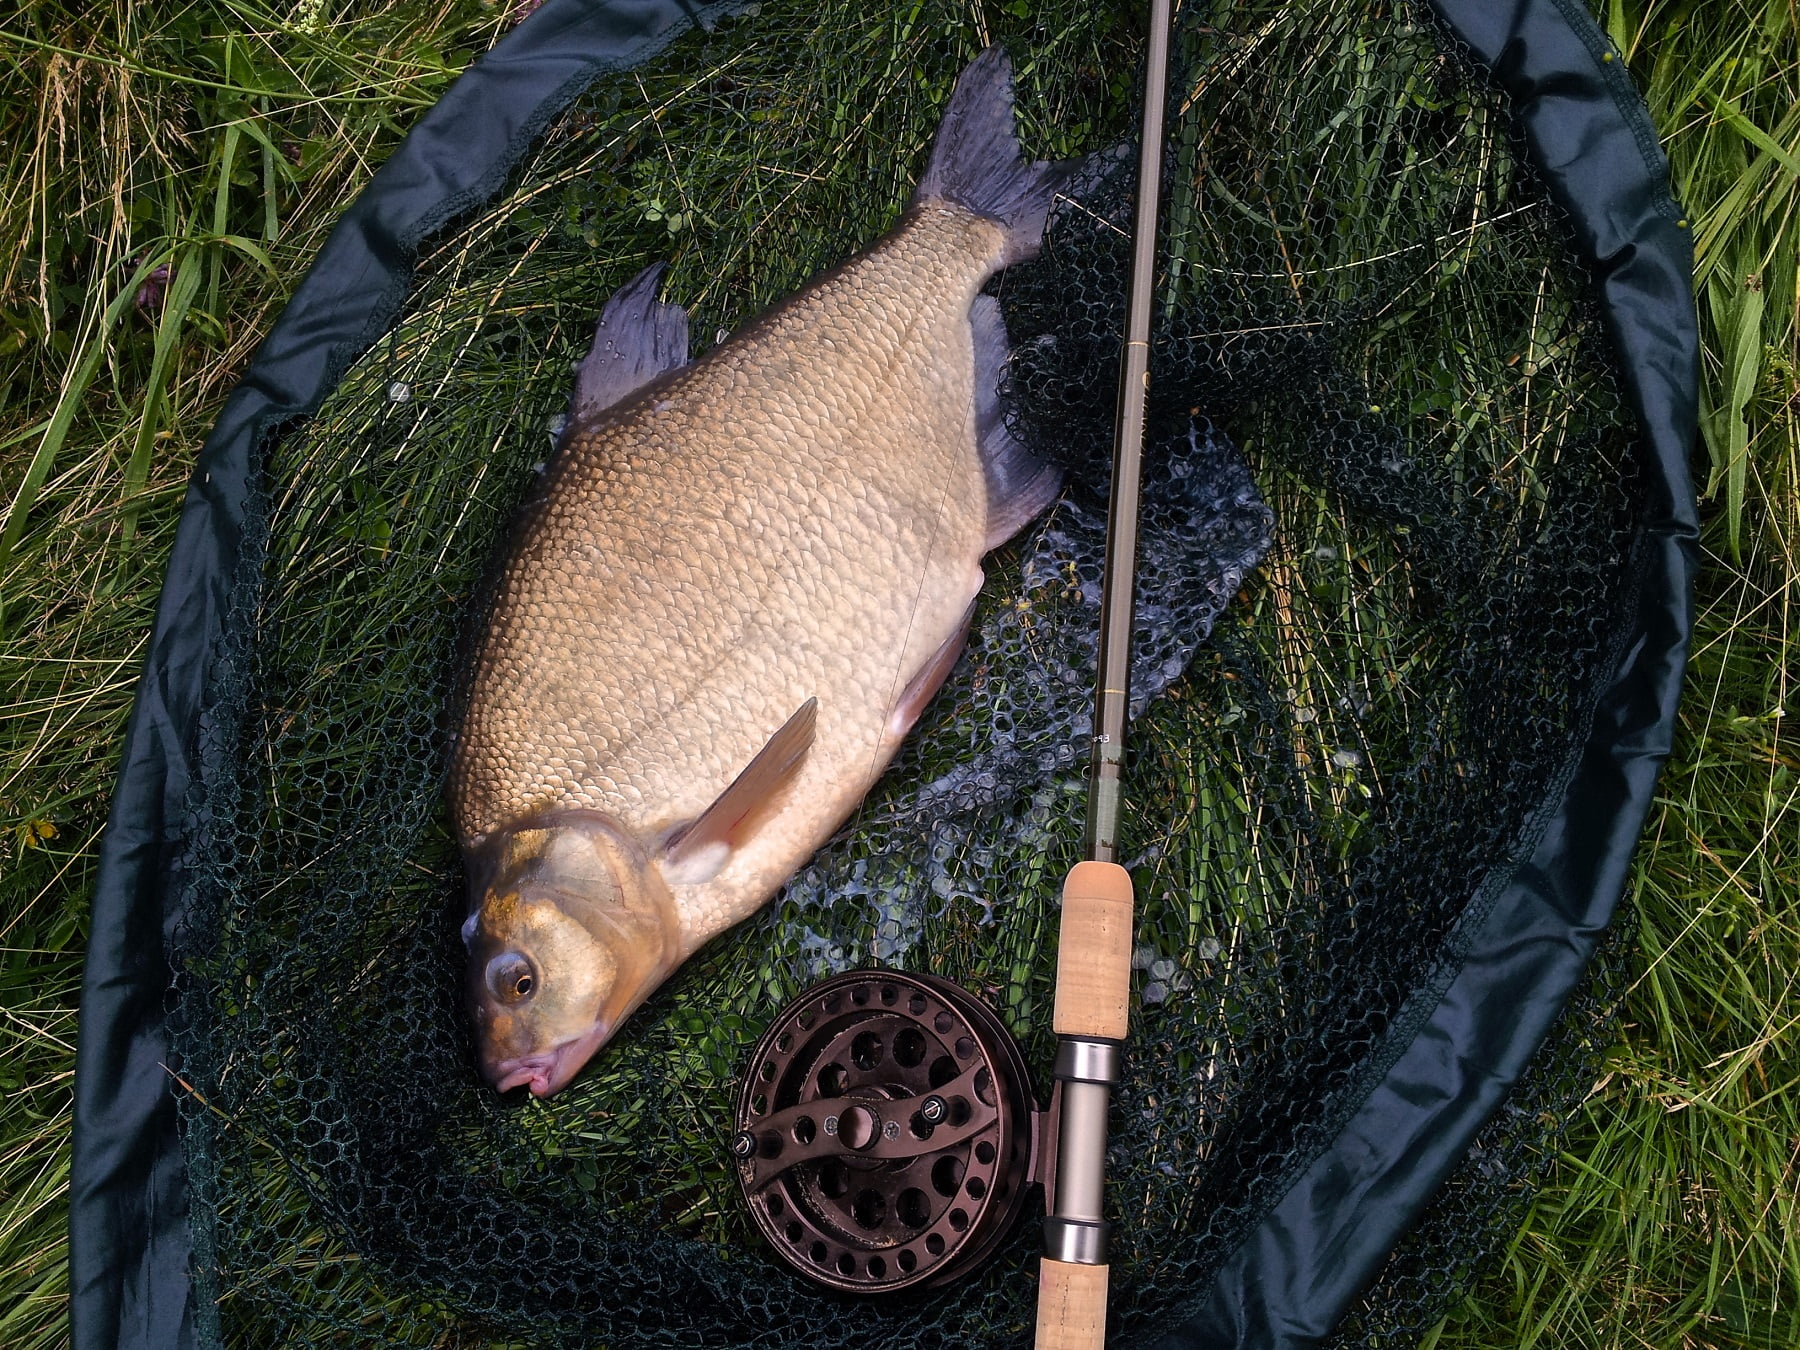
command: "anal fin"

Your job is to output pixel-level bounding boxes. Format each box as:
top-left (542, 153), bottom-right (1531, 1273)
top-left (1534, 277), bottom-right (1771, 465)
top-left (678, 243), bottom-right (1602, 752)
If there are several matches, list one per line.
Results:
top-left (661, 698), bottom-right (818, 885)
top-left (568, 263), bottom-right (691, 428)
top-left (889, 599), bottom-right (978, 738)
top-left (971, 294), bottom-right (1062, 550)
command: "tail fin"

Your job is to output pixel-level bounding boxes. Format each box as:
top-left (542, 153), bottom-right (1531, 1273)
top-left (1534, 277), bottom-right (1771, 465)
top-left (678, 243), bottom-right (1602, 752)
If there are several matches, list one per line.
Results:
top-left (911, 47), bottom-right (1079, 265)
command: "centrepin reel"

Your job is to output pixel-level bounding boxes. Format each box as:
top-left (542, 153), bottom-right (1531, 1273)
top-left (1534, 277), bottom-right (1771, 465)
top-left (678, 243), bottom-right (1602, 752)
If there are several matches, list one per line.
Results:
top-left (730, 861), bottom-right (1134, 1308)
top-left (731, 970), bottom-right (1045, 1293)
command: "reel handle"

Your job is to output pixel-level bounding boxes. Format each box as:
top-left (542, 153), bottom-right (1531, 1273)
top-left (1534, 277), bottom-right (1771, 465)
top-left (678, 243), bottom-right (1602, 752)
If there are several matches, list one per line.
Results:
top-left (1035, 861), bottom-right (1134, 1350)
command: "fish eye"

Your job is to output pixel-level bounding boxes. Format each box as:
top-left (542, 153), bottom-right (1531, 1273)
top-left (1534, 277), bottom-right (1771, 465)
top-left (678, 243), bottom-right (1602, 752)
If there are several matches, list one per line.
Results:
top-left (486, 952), bottom-right (537, 1004)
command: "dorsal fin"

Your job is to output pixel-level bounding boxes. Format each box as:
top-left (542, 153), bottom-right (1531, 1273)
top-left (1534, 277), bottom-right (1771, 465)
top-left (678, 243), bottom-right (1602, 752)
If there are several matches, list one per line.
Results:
top-left (568, 263), bottom-right (690, 428)
top-left (660, 699), bottom-right (818, 885)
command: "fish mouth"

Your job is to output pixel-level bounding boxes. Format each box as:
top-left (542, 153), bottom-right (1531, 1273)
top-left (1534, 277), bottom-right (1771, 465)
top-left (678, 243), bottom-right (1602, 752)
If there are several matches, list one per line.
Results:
top-left (487, 1021), bottom-right (614, 1097)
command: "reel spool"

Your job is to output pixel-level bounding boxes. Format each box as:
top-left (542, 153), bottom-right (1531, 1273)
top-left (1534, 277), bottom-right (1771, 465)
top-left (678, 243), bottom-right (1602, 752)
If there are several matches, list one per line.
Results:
top-left (732, 970), bottom-right (1043, 1293)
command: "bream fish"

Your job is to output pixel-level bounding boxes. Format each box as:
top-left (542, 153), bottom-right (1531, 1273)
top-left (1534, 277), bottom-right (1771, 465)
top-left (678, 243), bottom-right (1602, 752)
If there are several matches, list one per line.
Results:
top-left (450, 48), bottom-right (1072, 1096)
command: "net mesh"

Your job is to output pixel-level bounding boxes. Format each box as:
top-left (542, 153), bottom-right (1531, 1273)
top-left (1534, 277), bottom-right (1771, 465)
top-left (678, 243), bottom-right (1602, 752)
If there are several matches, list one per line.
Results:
top-left (169, 0), bottom-right (1641, 1345)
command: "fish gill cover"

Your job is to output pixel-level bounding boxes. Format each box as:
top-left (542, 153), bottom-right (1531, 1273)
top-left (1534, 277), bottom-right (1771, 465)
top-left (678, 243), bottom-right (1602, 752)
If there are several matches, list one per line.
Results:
top-left (170, 0), bottom-right (1642, 1346)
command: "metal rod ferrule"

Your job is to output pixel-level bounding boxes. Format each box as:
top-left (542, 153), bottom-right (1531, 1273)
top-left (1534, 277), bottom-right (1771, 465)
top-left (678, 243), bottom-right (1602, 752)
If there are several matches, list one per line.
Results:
top-left (1043, 1215), bottom-right (1110, 1266)
top-left (1054, 1037), bottom-right (1123, 1086)
top-left (1049, 1078), bottom-right (1111, 1227)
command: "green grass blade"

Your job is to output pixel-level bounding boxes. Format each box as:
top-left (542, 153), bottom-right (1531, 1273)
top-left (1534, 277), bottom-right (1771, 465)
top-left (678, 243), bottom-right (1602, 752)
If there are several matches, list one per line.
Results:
top-left (1721, 272), bottom-right (1766, 559)
top-left (0, 254), bottom-right (167, 576)
top-left (119, 248), bottom-right (201, 547)
top-left (1707, 93), bottom-right (1800, 184)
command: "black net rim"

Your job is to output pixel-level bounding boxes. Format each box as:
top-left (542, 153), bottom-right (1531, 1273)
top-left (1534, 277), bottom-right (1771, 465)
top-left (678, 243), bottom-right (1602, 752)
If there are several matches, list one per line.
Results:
top-left (71, 1), bottom-right (1699, 1347)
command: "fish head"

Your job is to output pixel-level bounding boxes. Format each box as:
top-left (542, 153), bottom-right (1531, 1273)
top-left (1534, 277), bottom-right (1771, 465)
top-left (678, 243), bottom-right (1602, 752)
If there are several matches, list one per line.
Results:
top-left (462, 811), bottom-right (682, 1096)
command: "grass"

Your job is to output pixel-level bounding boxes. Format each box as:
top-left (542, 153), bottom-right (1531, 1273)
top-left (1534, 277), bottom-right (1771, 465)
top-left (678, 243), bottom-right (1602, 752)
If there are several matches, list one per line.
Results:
top-left (1, 1), bottom-right (1795, 1347)
top-left (1, 7), bottom-right (510, 1348)
top-left (1427, 6), bottom-right (1800, 1345)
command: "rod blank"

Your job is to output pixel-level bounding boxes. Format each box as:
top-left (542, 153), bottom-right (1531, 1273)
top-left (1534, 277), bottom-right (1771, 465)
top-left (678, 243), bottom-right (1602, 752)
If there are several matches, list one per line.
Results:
top-left (1084, 0), bottom-right (1174, 868)
top-left (1038, 1), bottom-right (1172, 1345)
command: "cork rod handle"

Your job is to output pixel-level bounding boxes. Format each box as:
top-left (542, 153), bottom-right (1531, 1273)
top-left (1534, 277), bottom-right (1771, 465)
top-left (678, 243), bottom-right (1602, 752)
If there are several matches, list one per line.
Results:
top-left (1036, 1256), bottom-right (1109, 1350)
top-left (1036, 861), bottom-right (1134, 1350)
top-left (1052, 861), bottom-right (1135, 1041)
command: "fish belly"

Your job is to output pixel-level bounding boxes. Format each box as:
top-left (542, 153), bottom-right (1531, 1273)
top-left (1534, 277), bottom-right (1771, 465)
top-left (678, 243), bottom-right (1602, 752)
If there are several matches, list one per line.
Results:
top-left (451, 205), bottom-right (1009, 950)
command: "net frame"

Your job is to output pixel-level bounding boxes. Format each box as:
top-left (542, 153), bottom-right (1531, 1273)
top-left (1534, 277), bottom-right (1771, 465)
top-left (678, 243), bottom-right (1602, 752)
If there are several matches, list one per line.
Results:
top-left (70, 2), bottom-right (1698, 1348)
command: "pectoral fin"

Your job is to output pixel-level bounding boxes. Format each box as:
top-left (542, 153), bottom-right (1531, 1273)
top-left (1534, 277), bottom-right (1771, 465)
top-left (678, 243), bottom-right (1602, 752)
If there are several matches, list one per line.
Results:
top-left (660, 698), bottom-right (819, 885)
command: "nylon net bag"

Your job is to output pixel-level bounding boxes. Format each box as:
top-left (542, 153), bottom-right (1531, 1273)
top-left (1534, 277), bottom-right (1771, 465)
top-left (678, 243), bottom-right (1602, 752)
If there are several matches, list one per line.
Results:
top-left (162, 0), bottom-right (1662, 1345)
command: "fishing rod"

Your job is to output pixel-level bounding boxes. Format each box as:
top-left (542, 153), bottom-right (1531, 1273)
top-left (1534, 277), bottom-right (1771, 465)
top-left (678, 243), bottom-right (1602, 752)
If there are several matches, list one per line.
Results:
top-left (729, 8), bottom-right (1177, 1319)
top-left (1034, 0), bottom-right (1173, 1345)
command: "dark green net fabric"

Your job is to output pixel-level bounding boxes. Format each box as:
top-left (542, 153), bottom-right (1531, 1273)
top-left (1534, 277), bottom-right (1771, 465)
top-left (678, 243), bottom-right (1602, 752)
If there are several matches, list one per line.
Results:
top-left (170, 1), bottom-right (1640, 1345)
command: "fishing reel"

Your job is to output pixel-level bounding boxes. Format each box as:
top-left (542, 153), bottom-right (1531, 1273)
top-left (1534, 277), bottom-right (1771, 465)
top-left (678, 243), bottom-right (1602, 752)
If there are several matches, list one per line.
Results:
top-left (731, 969), bottom-right (1048, 1293)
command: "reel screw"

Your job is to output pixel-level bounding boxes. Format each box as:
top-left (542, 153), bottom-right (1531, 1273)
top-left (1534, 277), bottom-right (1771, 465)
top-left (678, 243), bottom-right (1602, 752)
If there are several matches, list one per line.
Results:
top-left (920, 1095), bottom-right (948, 1125)
top-left (729, 1130), bottom-right (757, 1161)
